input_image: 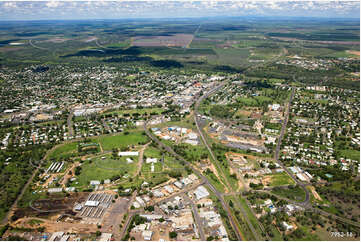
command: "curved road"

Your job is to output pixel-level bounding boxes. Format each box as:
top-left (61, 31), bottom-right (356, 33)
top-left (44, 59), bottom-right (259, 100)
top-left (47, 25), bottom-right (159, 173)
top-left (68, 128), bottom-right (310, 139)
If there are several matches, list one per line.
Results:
top-left (258, 190), bottom-right (360, 228)
top-left (29, 39), bottom-right (49, 50)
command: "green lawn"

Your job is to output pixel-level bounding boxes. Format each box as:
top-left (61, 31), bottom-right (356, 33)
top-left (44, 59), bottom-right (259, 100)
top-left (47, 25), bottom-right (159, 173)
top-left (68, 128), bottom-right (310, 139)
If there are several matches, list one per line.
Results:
top-left (339, 149), bottom-right (360, 161)
top-left (142, 172), bottom-right (169, 187)
top-left (144, 146), bottom-right (162, 158)
top-left (28, 219), bottom-right (44, 226)
top-left (144, 146), bottom-right (185, 172)
top-left (142, 162), bottom-right (163, 173)
top-left (253, 95), bottom-right (273, 104)
top-left (271, 185), bottom-right (306, 202)
top-left (48, 142), bottom-right (78, 160)
top-left (269, 224), bottom-right (282, 241)
top-left (204, 172), bottom-right (225, 193)
top-left (225, 196), bottom-right (256, 241)
top-left (307, 99), bottom-right (329, 105)
top-left (74, 116), bottom-right (87, 122)
top-left (154, 116), bottom-right (195, 130)
top-left (95, 131), bottom-right (149, 151)
top-left (267, 172), bottom-right (296, 187)
top-left (105, 107), bottom-right (164, 116)
top-left (142, 146), bottom-right (164, 172)
top-left (163, 155), bottom-right (185, 170)
top-left (74, 154), bottom-right (137, 188)
top-left (222, 163), bottom-right (239, 192)
top-left (237, 97), bottom-right (259, 106)
top-left (238, 196), bottom-right (264, 239)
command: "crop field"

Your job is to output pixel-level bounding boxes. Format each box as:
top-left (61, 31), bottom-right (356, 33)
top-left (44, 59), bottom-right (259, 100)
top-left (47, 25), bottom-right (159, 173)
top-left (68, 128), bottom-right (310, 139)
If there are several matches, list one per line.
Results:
top-left (132, 34), bottom-right (193, 47)
top-left (209, 47), bottom-right (250, 66)
top-left (0, 18), bottom-right (358, 78)
top-left (189, 38), bottom-right (222, 48)
top-left (268, 31), bottom-right (360, 41)
top-left (249, 46), bottom-right (281, 60)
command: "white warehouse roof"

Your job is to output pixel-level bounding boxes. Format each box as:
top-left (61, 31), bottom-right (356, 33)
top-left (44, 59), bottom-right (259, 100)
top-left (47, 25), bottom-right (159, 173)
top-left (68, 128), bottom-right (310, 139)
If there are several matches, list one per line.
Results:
top-left (118, 151), bottom-right (139, 156)
top-left (85, 200), bottom-right (100, 207)
top-left (194, 186), bottom-right (209, 200)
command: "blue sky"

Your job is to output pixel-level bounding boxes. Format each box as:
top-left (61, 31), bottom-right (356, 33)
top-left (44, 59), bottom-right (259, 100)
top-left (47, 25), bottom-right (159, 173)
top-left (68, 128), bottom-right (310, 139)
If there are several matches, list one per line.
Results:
top-left (0, 1), bottom-right (359, 20)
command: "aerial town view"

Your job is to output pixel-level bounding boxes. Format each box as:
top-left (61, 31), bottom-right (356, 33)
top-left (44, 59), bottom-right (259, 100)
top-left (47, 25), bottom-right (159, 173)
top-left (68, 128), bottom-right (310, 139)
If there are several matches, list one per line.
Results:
top-left (0, 1), bottom-right (359, 241)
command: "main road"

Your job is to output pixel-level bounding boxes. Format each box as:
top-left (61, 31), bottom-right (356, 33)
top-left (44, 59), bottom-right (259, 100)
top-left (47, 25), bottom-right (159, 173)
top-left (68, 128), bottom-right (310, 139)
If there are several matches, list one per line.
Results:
top-left (67, 111), bottom-right (74, 138)
top-left (193, 81), bottom-right (263, 241)
top-left (143, 121), bottom-right (243, 241)
top-left (183, 194), bottom-right (206, 241)
top-left (273, 87), bottom-right (310, 207)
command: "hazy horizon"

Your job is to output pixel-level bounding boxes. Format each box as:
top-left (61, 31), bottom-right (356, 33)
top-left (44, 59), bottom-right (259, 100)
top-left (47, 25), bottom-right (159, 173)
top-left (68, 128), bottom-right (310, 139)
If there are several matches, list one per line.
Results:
top-left (0, 1), bottom-right (360, 21)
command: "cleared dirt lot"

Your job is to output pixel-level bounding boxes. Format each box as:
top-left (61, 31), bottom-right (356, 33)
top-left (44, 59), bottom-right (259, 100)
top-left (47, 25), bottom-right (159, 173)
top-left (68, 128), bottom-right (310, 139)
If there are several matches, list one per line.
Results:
top-left (13, 193), bottom-right (89, 220)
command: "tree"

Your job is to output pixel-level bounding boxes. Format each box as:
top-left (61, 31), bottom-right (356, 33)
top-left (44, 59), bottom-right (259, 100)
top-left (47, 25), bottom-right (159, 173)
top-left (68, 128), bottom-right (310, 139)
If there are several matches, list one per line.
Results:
top-left (95, 231), bottom-right (101, 237)
top-left (169, 231), bottom-right (177, 239)
top-left (145, 206), bottom-right (154, 212)
top-left (7, 236), bottom-right (28, 241)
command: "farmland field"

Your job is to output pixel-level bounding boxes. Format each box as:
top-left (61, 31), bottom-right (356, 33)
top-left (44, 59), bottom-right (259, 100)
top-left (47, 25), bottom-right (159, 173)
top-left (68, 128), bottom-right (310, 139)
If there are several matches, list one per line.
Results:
top-left (0, 15), bottom-right (359, 241)
top-left (209, 47), bottom-right (250, 66)
top-left (132, 34), bottom-right (193, 47)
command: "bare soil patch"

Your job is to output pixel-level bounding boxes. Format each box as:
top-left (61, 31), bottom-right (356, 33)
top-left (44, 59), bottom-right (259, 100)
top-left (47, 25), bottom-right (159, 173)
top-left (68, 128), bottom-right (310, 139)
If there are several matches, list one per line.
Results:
top-left (43, 37), bottom-right (70, 43)
top-left (347, 50), bottom-right (360, 56)
top-left (82, 36), bottom-right (98, 43)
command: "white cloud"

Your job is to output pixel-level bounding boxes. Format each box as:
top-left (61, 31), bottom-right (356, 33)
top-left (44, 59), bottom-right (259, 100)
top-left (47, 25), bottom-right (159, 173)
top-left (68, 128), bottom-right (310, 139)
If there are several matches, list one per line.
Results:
top-left (266, 1), bottom-right (283, 10)
top-left (46, 1), bottom-right (61, 8)
top-left (0, 0), bottom-right (359, 20)
top-left (3, 2), bottom-right (17, 8)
